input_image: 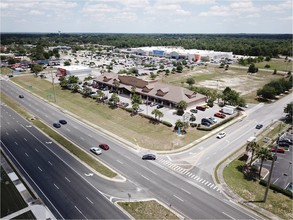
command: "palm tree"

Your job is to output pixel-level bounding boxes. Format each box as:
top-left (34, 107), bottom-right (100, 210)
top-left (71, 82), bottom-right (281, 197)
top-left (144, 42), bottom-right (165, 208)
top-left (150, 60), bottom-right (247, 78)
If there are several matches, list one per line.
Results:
top-left (246, 141), bottom-right (260, 166)
top-left (96, 90), bottom-right (105, 102)
top-left (151, 109), bottom-right (164, 121)
top-left (176, 100), bottom-right (188, 115)
top-left (256, 147), bottom-right (271, 177)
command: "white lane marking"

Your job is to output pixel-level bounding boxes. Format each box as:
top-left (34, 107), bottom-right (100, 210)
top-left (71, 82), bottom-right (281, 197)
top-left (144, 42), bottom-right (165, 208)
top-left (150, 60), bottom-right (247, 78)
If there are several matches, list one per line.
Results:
top-left (80, 137), bottom-right (85, 141)
top-left (222, 212), bottom-right (235, 220)
top-left (116, 160), bottom-right (123, 164)
top-left (273, 178), bottom-right (279, 184)
top-left (166, 155), bottom-right (172, 161)
top-left (26, 125), bottom-right (32, 128)
top-left (45, 115), bottom-right (48, 118)
top-left (15, 129), bottom-right (18, 132)
top-left (48, 161), bottom-right (53, 166)
top-left (213, 185), bottom-right (218, 189)
top-left (88, 134), bottom-right (92, 138)
top-left (84, 173), bottom-right (93, 177)
top-left (35, 148), bottom-right (39, 152)
top-left (12, 117), bottom-right (15, 119)
top-left (25, 153), bottom-right (29, 157)
top-left (202, 180), bottom-right (207, 184)
top-left (86, 197), bottom-right (94, 204)
top-left (140, 175), bottom-right (150, 181)
top-left (66, 128), bottom-right (70, 132)
top-left (38, 167), bottom-right (42, 172)
top-left (15, 142), bottom-right (18, 145)
top-left (210, 184), bottom-right (214, 188)
top-left (24, 138), bottom-right (27, 142)
top-left (188, 173), bottom-right (193, 177)
top-left (180, 188), bottom-right (191, 194)
top-left (46, 141), bottom-right (52, 144)
top-left (173, 195), bottom-right (184, 202)
top-left (65, 177), bottom-right (71, 182)
top-left (207, 183), bottom-right (211, 187)
top-left (191, 174), bottom-right (195, 178)
top-left (204, 181), bottom-right (209, 185)
top-left (6, 132), bottom-right (9, 135)
top-left (143, 167), bottom-right (158, 176)
top-left (54, 184), bottom-right (59, 190)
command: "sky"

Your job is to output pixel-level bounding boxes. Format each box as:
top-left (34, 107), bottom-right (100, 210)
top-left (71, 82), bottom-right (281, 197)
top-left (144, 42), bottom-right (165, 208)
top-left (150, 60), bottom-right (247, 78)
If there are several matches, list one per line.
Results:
top-left (1, 0), bottom-right (292, 34)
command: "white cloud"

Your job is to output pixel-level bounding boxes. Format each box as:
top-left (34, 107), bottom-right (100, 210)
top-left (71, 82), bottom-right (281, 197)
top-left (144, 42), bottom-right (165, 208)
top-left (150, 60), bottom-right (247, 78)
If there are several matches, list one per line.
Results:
top-left (262, 0), bottom-right (292, 13)
top-left (29, 10), bottom-right (44, 16)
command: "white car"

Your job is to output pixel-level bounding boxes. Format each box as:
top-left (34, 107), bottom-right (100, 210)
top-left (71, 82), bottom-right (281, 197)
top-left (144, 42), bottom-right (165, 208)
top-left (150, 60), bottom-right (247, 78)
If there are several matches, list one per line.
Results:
top-left (217, 132), bottom-right (226, 139)
top-left (209, 117), bottom-right (217, 123)
top-left (90, 147), bottom-right (102, 155)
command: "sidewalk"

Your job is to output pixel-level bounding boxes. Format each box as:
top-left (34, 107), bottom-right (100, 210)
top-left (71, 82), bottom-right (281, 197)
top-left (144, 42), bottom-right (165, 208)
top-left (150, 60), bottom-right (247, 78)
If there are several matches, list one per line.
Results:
top-left (1, 153), bottom-right (56, 220)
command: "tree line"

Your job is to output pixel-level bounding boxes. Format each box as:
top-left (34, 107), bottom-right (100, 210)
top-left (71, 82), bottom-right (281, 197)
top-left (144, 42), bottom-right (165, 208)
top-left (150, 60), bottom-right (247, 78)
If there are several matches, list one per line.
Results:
top-left (1, 33), bottom-right (292, 57)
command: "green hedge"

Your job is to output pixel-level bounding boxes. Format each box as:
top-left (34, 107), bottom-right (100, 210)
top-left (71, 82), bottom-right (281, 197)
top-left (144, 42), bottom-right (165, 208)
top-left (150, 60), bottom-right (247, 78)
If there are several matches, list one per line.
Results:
top-left (259, 179), bottom-right (293, 199)
top-left (138, 113), bottom-right (173, 128)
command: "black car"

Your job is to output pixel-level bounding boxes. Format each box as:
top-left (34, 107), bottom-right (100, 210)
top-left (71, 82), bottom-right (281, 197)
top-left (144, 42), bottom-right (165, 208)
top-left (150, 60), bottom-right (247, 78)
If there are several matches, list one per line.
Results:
top-left (201, 121), bottom-right (210, 127)
top-left (53, 123), bottom-right (61, 128)
top-left (256, 124), bottom-right (263, 129)
top-left (142, 154), bottom-right (156, 160)
top-left (19, 95), bottom-right (24, 98)
top-left (278, 142), bottom-right (290, 147)
top-left (59, 120), bottom-right (67, 125)
top-left (157, 104), bottom-right (164, 109)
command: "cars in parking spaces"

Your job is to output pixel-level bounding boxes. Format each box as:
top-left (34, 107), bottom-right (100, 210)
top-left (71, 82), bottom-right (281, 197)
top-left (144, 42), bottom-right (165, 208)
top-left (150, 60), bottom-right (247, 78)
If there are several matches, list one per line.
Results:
top-left (142, 154), bottom-right (156, 160)
top-left (209, 117), bottom-right (217, 123)
top-left (214, 112), bottom-right (226, 118)
top-left (256, 124), bottom-right (263, 129)
top-left (157, 104), bottom-right (164, 109)
top-left (190, 109), bottom-right (198, 113)
top-left (201, 121), bottom-right (210, 127)
top-left (53, 123), bottom-right (61, 128)
top-left (90, 147), bottom-right (102, 155)
top-left (59, 120), bottom-right (67, 125)
top-left (19, 95), bottom-right (24, 98)
top-left (99, 144), bottom-right (109, 150)
top-left (150, 102), bottom-right (157, 107)
top-left (271, 147), bottom-right (285, 153)
top-left (278, 142), bottom-right (290, 148)
top-left (217, 132), bottom-right (226, 139)
top-left (196, 106), bottom-right (206, 111)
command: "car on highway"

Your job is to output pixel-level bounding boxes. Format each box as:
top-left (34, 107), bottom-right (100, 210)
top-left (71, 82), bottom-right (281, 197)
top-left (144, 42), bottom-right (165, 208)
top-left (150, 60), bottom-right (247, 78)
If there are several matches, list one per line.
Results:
top-left (90, 147), bottom-right (102, 155)
top-left (59, 120), bottom-right (67, 125)
top-left (142, 154), bottom-right (156, 160)
top-left (99, 144), bottom-right (109, 150)
top-left (190, 109), bottom-right (198, 113)
top-left (53, 123), bottom-right (61, 128)
top-left (256, 124), bottom-right (263, 129)
top-left (271, 147), bottom-right (285, 153)
top-left (214, 112), bottom-right (226, 118)
top-left (217, 132), bottom-right (226, 139)
top-left (19, 95), bottom-right (24, 98)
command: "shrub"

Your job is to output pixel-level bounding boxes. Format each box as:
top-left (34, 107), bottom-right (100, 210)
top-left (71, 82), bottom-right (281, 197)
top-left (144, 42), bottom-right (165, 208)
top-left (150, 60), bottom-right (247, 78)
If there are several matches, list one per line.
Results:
top-left (259, 179), bottom-right (293, 198)
top-left (161, 120), bottom-right (173, 127)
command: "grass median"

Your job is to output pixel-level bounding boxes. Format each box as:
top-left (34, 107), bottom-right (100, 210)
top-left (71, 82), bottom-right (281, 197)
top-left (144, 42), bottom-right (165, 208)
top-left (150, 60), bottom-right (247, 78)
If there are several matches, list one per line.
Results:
top-left (1, 92), bottom-right (117, 178)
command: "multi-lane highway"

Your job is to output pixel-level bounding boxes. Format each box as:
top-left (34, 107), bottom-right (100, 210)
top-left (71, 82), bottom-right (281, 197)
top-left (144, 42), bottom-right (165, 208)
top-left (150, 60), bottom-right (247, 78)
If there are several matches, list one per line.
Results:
top-left (1, 79), bottom-right (269, 219)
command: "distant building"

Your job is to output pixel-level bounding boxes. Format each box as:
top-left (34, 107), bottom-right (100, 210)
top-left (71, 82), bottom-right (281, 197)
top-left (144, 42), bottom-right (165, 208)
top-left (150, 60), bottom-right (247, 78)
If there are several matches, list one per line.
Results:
top-left (94, 73), bottom-right (207, 108)
top-left (56, 65), bottom-right (92, 77)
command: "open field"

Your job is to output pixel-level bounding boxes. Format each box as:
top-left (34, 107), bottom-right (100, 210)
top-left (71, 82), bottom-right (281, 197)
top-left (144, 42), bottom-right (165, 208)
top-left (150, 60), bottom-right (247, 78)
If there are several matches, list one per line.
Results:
top-left (161, 62), bottom-right (286, 104)
top-left (11, 75), bottom-right (207, 150)
top-left (118, 200), bottom-right (179, 219)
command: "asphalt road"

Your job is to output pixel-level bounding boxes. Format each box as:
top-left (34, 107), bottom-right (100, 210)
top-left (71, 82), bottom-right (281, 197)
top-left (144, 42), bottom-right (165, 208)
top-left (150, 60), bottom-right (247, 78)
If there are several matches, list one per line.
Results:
top-left (1, 104), bottom-right (129, 219)
top-left (1, 79), bottom-right (261, 219)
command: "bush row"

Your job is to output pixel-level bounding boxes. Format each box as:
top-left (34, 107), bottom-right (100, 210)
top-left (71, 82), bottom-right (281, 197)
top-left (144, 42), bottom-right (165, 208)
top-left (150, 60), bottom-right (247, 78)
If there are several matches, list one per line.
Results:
top-left (259, 179), bottom-right (292, 199)
top-left (139, 113), bottom-right (173, 128)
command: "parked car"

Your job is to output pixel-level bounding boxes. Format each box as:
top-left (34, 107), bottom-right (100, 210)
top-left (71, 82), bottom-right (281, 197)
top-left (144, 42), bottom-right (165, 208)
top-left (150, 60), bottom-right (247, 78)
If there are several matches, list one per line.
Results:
top-left (53, 123), bottom-right (61, 128)
top-left (196, 106), bottom-right (206, 111)
top-left (201, 121), bottom-right (210, 127)
top-left (279, 138), bottom-right (292, 145)
top-left (214, 112), bottom-right (226, 118)
top-left (157, 104), bottom-right (164, 109)
top-left (150, 102), bottom-right (157, 107)
top-left (59, 120), bottom-right (67, 125)
top-left (142, 154), bottom-right (156, 160)
top-left (19, 95), bottom-right (24, 98)
top-left (256, 124), bottom-right (263, 129)
top-left (190, 109), bottom-right (198, 113)
top-left (278, 142), bottom-right (290, 148)
top-left (217, 132), bottom-right (226, 139)
top-left (90, 147), bottom-right (102, 155)
top-left (271, 147), bottom-right (285, 153)
top-left (201, 118), bottom-right (213, 125)
top-left (209, 117), bottom-right (217, 123)
top-left (99, 144), bottom-right (109, 150)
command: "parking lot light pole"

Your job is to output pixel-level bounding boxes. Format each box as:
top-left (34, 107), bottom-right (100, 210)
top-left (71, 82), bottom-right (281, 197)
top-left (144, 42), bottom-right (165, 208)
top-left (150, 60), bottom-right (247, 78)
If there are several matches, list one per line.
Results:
top-left (263, 154), bottom-right (276, 202)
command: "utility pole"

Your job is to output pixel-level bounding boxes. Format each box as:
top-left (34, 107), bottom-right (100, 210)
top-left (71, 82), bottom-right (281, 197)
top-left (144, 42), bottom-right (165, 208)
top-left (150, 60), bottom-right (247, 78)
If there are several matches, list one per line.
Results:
top-left (51, 68), bottom-right (57, 102)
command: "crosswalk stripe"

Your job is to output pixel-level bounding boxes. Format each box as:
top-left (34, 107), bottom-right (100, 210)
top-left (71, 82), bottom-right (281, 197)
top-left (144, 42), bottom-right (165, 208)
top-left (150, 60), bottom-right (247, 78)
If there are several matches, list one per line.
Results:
top-left (210, 184), bottom-right (214, 188)
top-left (191, 174), bottom-right (195, 178)
top-left (188, 173), bottom-right (193, 177)
top-left (196, 177), bottom-right (200, 180)
top-left (202, 180), bottom-right (207, 184)
top-left (204, 181), bottom-right (209, 185)
top-left (213, 185), bottom-right (217, 189)
top-left (198, 179), bottom-right (203, 183)
top-left (207, 183), bottom-right (211, 187)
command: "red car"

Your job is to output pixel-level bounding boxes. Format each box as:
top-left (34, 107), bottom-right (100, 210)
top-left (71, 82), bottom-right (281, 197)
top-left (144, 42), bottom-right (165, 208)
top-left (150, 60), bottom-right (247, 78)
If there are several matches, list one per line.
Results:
top-left (196, 106), bottom-right (206, 111)
top-left (271, 147), bottom-right (285, 153)
top-left (214, 112), bottom-right (226, 118)
top-left (99, 144), bottom-right (109, 150)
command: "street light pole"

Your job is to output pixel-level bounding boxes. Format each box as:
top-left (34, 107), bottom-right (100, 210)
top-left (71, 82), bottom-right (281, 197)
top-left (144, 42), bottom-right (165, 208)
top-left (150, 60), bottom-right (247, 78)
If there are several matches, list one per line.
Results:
top-left (51, 68), bottom-right (57, 102)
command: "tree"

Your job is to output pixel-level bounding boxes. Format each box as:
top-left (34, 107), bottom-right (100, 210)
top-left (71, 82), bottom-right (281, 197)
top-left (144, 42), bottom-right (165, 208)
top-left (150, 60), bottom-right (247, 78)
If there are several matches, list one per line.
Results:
top-left (256, 147), bottom-right (271, 177)
top-left (284, 102), bottom-right (293, 118)
top-left (64, 61), bottom-right (71, 66)
top-left (96, 90), bottom-right (105, 102)
top-left (131, 94), bottom-right (142, 105)
top-left (176, 64), bottom-right (183, 73)
top-left (132, 102), bottom-right (140, 113)
top-left (273, 69), bottom-right (277, 74)
top-left (246, 141), bottom-right (260, 167)
top-left (257, 85), bottom-right (276, 99)
top-left (113, 80), bottom-right (120, 92)
top-left (83, 86), bottom-right (92, 96)
top-left (31, 64), bottom-right (43, 76)
top-left (151, 109), bottom-right (164, 121)
top-left (150, 72), bottom-right (156, 80)
top-left (186, 78), bottom-right (195, 86)
top-left (110, 93), bottom-right (120, 106)
top-left (248, 63), bottom-right (258, 73)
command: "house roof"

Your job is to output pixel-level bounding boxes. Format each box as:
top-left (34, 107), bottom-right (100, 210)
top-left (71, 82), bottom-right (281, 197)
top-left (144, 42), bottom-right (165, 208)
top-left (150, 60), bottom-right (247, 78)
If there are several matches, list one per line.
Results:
top-left (94, 73), bottom-right (206, 104)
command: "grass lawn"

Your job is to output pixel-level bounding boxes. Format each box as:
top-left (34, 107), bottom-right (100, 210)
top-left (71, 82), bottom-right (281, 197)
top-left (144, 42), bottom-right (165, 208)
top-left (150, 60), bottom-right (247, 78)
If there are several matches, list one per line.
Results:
top-left (254, 58), bottom-right (293, 73)
top-left (11, 75), bottom-right (207, 150)
top-left (118, 200), bottom-right (179, 219)
top-left (223, 158), bottom-right (293, 220)
top-left (1, 167), bottom-right (28, 218)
